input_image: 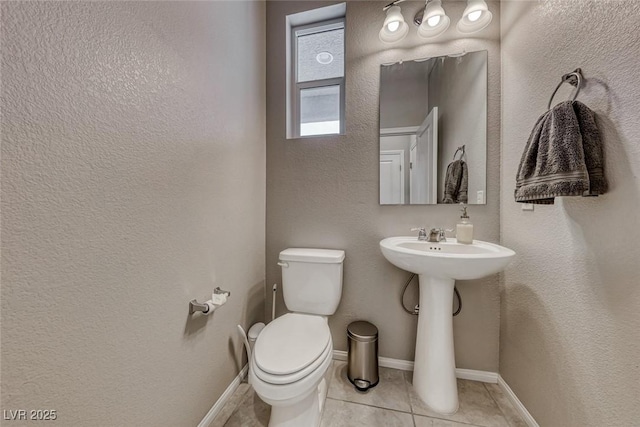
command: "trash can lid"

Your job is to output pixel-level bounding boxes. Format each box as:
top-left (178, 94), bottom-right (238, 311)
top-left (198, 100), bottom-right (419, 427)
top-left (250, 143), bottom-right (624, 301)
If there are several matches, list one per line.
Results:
top-left (347, 321), bottom-right (378, 341)
top-left (248, 322), bottom-right (265, 340)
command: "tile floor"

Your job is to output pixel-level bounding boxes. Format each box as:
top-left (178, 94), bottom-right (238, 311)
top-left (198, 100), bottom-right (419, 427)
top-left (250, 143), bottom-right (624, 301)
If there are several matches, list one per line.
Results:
top-left (211, 361), bottom-right (527, 427)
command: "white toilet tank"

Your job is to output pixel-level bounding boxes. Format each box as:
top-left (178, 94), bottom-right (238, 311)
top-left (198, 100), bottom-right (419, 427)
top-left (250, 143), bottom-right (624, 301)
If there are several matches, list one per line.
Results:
top-left (279, 248), bottom-right (345, 316)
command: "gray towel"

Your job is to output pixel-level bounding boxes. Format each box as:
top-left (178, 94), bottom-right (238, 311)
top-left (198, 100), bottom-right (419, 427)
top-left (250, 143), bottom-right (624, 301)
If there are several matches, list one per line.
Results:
top-left (515, 100), bottom-right (607, 204)
top-left (443, 159), bottom-right (468, 204)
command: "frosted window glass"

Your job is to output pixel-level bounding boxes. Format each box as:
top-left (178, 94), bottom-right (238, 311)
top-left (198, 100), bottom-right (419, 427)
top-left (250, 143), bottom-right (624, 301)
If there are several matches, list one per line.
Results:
top-left (300, 85), bottom-right (340, 136)
top-left (297, 28), bottom-right (344, 83)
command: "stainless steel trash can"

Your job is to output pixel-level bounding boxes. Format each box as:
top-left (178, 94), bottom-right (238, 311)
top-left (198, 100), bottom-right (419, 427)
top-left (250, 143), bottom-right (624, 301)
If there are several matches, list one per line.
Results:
top-left (347, 321), bottom-right (379, 391)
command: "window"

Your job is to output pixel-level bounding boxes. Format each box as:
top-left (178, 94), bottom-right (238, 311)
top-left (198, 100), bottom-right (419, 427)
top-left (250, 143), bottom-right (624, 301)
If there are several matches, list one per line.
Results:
top-left (290, 18), bottom-right (345, 138)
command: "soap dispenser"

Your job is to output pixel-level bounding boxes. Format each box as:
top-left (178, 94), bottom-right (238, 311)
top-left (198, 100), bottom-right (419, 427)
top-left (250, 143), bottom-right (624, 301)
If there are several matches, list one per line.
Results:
top-left (456, 204), bottom-right (474, 244)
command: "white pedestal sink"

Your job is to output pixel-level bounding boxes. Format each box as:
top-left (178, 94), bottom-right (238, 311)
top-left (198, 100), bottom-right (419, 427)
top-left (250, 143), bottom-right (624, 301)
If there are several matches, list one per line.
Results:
top-left (380, 236), bottom-right (515, 414)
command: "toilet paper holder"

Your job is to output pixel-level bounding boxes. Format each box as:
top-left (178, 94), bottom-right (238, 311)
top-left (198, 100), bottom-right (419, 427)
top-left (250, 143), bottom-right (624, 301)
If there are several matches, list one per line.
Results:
top-left (214, 287), bottom-right (231, 297)
top-left (189, 287), bottom-right (231, 314)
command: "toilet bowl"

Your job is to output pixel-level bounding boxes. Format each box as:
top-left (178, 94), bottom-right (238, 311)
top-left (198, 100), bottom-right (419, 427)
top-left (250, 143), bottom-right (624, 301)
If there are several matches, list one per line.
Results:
top-left (250, 248), bottom-right (345, 427)
top-left (249, 313), bottom-right (333, 427)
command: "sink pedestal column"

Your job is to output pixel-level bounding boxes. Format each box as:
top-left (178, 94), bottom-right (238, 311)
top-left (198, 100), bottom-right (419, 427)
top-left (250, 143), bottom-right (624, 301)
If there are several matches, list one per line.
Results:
top-left (413, 275), bottom-right (458, 414)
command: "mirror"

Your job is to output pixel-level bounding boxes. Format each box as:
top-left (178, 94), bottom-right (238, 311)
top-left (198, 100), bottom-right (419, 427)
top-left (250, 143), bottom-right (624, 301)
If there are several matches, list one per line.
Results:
top-left (379, 50), bottom-right (487, 205)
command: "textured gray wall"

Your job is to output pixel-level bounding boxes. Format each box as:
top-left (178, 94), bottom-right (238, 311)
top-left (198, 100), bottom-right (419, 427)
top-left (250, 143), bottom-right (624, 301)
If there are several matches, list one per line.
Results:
top-left (380, 60), bottom-right (430, 129)
top-left (266, 0), bottom-right (502, 371)
top-left (500, 1), bottom-right (640, 425)
top-left (1, 2), bottom-right (265, 425)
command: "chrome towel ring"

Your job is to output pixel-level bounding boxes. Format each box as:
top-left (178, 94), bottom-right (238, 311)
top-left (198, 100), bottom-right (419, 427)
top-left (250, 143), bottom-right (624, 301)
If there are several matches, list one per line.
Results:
top-left (548, 68), bottom-right (583, 110)
top-left (453, 145), bottom-right (466, 161)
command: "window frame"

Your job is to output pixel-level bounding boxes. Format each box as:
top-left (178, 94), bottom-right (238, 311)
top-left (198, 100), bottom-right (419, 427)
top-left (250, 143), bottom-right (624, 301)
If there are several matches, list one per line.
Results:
top-left (291, 18), bottom-right (346, 138)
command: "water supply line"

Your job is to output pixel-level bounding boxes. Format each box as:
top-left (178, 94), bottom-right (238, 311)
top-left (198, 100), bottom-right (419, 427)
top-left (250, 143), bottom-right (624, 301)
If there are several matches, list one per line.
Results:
top-left (400, 273), bottom-right (462, 316)
top-left (272, 283), bottom-right (277, 321)
top-left (453, 286), bottom-right (462, 316)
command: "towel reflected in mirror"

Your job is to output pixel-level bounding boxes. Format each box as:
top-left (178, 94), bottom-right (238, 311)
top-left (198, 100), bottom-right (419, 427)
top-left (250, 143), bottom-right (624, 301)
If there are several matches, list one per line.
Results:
top-left (443, 159), bottom-right (468, 204)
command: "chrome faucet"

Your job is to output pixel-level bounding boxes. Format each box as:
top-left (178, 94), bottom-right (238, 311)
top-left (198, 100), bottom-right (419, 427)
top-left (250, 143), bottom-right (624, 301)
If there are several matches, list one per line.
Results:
top-left (428, 228), bottom-right (448, 242)
top-left (411, 227), bottom-right (428, 241)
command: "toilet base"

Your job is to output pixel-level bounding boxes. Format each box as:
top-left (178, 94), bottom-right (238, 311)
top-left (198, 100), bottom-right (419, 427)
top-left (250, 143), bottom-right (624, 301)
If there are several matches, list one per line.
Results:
top-left (268, 378), bottom-right (327, 427)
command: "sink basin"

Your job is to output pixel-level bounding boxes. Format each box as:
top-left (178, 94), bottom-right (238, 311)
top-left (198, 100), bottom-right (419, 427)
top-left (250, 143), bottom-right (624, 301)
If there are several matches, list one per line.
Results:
top-left (380, 236), bottom-right (515, 280)
top-left (379, 236), bottom-right (515, 415)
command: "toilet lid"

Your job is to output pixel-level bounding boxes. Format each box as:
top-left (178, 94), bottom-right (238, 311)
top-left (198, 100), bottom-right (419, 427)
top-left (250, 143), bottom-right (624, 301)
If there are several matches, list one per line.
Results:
top-left (254, 313), bottom-right (331, 376)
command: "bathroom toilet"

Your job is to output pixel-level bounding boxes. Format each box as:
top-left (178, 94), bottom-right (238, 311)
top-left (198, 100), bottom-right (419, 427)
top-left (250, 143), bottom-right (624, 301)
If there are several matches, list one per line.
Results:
top-left (249, 248), bottom-right (345, 427)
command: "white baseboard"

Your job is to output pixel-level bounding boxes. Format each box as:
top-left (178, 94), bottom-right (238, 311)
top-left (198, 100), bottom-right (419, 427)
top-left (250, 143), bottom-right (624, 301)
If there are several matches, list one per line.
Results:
top-left (498, 375), bottom-right (539, 427)
top-left (332, 350), bottom-right (498, 383)
top-left (456, 368), bottom-right (498, 383)
top-left (198, 364), bottom-right (248, 427)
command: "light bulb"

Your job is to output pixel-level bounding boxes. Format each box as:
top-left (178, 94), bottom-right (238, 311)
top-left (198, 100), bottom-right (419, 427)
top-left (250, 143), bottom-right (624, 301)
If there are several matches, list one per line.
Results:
top-left (457, 0), bottom-right (492, 33)
top-left (468, 10), bottom-right (482, 22)
top-left (379, 5), bottom-right (408, 43)
top-left (417, 0), bottom-right (450, 39)
top-left (427, 15), bottom-right (441, 27)
top-left (387, 20), bottom-right (400, 32)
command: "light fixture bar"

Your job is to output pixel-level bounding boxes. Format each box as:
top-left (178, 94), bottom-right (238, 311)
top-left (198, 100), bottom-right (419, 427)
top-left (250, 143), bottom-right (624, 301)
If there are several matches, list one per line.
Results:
top-left (380, 0), bottom-right (492, 43)
top-left (382, 0), bottom-right (407, 12)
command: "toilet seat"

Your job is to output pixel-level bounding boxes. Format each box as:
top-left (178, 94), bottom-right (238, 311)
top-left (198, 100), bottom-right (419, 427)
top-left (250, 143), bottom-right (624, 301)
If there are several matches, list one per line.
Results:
top-left (250, 339), bottom-right (333, 405)
top-left (253, 313), bottom-right (331, 385)
top-left (253, 338), bottom-right (331, 385)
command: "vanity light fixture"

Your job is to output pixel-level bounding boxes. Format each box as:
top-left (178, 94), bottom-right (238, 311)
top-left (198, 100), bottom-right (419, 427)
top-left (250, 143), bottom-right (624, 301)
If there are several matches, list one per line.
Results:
top-left (379, 0), bottom-right (493, 43)
top-left (379, 4), bottom-right (409, 43)
top-left (416, 0), bottom-right (450, 40)
top-left (457, 0), bottom-right (493, 34)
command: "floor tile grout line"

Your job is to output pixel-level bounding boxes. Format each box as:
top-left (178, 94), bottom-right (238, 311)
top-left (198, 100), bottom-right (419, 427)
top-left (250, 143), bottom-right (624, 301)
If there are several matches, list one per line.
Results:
top-left (325, 396), bottom-right (414, 415)
top-left (229, 384), bottom-right (256, 426)
top-left (416, 412), bottom-right (490, 427)
top-left (408, 372), bottom-right (417, 427)
top-left (404, 370), bottom-right (465, 424)
top-left (325, 360), bottom-right (336, 390)
top-left (403, 370), bottom-right (417, 415)
top-left (413, 412), bottom-right (487, 427)
top-left (215, 384), bottom-right (249, 427)
top-left (405, 378), bottom-right (504, 427)
top-left (482, 381), bottom-right (514, 427)
top-left (330, 361), bottom-right (414, 415)
top-left (319, 362), bottom-right (337, 424)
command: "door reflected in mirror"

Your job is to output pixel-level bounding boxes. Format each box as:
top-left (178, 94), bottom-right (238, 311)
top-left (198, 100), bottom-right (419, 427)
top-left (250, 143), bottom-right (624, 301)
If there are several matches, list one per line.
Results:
top-left (379, 50), bottom-right (487, 205)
